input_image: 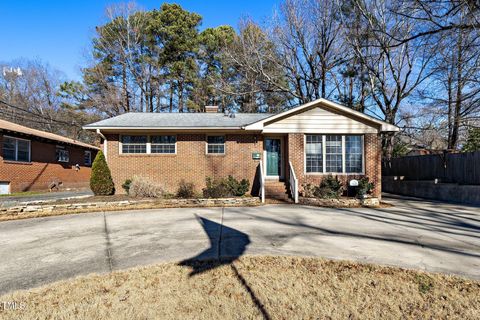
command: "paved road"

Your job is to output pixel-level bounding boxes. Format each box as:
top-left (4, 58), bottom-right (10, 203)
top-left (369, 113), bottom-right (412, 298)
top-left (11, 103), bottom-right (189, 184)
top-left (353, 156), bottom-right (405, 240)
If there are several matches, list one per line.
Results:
top-left (0, 195), bottom-right (479, 295)
top-left (0, 190), bottom-right (93, 208)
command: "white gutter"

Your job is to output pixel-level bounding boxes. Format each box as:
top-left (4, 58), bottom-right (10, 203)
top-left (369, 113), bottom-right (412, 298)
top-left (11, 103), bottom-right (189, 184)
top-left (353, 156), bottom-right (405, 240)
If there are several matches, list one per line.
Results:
top-left (84, 126), bottom-right (243, 130)
top-left (96, 129), bottom-right (107, 160)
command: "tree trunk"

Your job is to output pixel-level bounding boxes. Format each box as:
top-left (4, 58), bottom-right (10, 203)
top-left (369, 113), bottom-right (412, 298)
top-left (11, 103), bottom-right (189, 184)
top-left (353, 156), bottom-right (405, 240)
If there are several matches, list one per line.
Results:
top-left (383, 110), bottom-right (395, 160)
top-left (382, 132), bottom-right (395, 160)
top-left (169, 81), bottom-right (174, 113)
top-left (321, 63), bottom-right (326, 98)
top-left (448, 32), bottom-right (464, 150)
top-left (149, 81), bottom-right (154, 113)
top-left (122, 64), bottom-right (130, 112)
top-left (178, 81), bottom-right (184, 113)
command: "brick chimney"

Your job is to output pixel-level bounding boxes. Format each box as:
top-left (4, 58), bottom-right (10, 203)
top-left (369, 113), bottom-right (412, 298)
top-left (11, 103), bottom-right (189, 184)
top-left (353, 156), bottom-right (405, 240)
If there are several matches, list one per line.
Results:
top-left (205, 105), bottom-right (219, 113)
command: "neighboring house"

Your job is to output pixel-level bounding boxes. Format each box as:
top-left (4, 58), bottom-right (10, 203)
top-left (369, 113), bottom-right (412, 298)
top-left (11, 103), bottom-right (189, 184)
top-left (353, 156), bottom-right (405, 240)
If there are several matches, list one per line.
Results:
top-left (0, 119), bottom-right (98, 194)
top-left (397, 134), bottom-right (448, 156)
top-left (406, 148), bottom-right (447, 156)
top-left (84, 99), bottom-right (398, 201)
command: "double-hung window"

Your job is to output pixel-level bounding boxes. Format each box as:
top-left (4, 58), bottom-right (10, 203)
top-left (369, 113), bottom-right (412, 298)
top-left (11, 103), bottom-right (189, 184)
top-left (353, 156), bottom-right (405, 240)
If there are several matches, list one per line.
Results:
top-left (2, 136), bottom-right (30, 162)
top-left (305, 134), bottom-right (363, 174)
top-left (306, 135), bottom-right (323, 173)
top-left (325, 135), bottom-right (343, 173)
top-left (345, 135), bottom-right (363, 173)
top-left (121, 135), bottom-right (147, 154)
top-left (151, 136), bottom-right (176, 154)
top-left (207, 136), bottom-right (225, 154)
top-left (56, 146), bottom-right (69, 162)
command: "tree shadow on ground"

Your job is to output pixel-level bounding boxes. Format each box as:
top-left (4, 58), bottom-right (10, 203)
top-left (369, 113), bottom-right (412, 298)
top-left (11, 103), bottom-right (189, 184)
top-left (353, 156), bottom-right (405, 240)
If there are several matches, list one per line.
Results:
top-left (178, 215), bottom-right (270, 320)
top-left (225, 202), bottom-right (480, 260)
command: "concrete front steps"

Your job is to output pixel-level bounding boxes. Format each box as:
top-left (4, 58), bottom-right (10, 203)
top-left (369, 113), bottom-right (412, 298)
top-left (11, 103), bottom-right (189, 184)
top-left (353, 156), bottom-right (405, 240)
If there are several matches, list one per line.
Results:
top-left (264, 180), bottom-right (293, 203)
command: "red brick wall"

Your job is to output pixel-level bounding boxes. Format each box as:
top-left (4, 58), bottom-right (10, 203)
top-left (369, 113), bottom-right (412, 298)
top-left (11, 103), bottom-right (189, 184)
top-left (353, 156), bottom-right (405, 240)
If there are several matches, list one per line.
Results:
top-left (287, 133), bottom-right (382, 198)
top-left (104, 132), bottom-right (382, 198)
top-left (0, 133), bottom-right (97, 193)
top-left (105, 133), bottom-right (264, 194)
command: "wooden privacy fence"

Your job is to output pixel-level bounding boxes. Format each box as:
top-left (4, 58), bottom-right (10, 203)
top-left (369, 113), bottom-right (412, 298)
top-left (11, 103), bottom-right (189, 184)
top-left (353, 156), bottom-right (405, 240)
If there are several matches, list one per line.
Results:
top-left (382, 151), bottom-right (480, 185)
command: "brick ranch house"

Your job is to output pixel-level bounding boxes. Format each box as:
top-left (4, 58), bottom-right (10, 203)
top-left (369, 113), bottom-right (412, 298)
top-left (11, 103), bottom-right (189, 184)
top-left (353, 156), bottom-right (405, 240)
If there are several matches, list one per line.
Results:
top-left (84, 99), bottom-right (398, 201)
top-left (0, 119), bottom-right (98, 194)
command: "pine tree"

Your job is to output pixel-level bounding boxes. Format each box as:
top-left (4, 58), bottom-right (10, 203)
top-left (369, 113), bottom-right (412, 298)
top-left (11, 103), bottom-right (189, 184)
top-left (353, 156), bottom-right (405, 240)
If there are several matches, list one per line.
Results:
top-left (462, 128), bottom-right (480, 152)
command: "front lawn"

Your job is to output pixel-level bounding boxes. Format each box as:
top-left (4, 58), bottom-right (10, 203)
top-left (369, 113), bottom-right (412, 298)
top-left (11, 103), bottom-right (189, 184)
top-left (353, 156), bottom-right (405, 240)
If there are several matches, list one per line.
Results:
top-left (0, 191), bottom-right (44, 198)
top-left (1, 256), bottom-right (478, 319)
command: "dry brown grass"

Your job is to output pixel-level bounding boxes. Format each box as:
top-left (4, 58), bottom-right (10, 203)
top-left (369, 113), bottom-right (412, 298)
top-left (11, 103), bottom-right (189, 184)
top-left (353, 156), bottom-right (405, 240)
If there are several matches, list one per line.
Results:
top-left (1, 256), bottom-right (479, 319)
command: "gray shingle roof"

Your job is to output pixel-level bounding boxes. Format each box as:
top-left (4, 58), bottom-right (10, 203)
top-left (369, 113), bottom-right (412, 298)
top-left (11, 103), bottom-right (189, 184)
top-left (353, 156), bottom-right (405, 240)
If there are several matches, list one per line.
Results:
top-left (84, 112), bottom-right (272, 129)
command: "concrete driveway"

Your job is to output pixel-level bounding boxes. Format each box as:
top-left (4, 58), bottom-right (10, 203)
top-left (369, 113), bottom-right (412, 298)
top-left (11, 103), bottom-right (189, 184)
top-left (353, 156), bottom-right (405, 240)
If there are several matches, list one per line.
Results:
top-left (0, 195), bottom-right (479, 295)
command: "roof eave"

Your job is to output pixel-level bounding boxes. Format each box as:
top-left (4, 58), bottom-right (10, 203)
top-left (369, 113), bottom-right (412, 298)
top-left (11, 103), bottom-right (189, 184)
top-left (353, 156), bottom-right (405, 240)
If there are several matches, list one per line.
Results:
top-left (380, 124), bottom-right (400, 132)
top-left (243, 98), bottom-right (401, 133)
top-left (1, 127), bottom-right (99, 150)
top-left (84, 126), bottom-right (247, 131)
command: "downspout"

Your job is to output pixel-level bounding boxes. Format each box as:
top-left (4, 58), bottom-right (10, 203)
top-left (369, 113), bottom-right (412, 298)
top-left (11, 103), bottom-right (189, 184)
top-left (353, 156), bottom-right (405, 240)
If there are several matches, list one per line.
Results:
top-left (96, 129), bottom-right (107, 161)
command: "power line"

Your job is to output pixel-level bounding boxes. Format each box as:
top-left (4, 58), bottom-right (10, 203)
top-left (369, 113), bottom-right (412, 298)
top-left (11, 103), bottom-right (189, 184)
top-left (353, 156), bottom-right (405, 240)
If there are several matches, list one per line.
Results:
top-left (0, 109), bottom-right (69, 127)
top-left (0, 99), bottom-right (79, 127)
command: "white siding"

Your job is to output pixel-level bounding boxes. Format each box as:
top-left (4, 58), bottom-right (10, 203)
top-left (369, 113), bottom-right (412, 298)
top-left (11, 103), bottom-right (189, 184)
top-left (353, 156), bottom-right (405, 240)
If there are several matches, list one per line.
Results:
top-left (262, 106), bottom-right (379, 133)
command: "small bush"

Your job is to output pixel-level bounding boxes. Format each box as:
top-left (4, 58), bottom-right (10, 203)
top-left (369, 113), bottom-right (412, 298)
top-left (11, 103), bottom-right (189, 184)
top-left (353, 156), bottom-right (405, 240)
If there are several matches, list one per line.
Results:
top-left (302, 183), bottom-right (316, 198)
top-left (225, 175), bottom-right (250, 196)
top-left (122, 179), bottom-right (132, 194)
top-left (202, 176), bottom-right (250, 198)
top-left (316, 175), bottom-right (343, 198)
top-left (129, 176), bottom-right (165, 198)
top-left (176, 180), bottom-right (196, 198)
top-left (315, 175), bottom-right (344, 199)
top-left (357, 177), bottom-right (374, 198)
top-left (202, 177), bottom-right (231, 198)
top-left (90, 151), bottom-right (115, 196)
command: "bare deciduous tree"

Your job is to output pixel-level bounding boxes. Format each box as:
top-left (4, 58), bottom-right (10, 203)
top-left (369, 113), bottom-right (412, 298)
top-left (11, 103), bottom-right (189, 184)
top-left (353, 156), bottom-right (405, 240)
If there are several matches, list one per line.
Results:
top-left (343, 0), bottom-right (436, 158)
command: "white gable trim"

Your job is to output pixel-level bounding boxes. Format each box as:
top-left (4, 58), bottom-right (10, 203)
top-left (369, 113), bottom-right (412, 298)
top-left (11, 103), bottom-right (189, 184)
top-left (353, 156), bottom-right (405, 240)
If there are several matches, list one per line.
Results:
top-left (243, 98), bottom-right (399, 132)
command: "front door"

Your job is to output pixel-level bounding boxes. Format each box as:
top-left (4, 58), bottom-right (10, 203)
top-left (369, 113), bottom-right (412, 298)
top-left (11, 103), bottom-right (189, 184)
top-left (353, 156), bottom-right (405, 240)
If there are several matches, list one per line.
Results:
top-left (265, 138), bottom-right (282, 177)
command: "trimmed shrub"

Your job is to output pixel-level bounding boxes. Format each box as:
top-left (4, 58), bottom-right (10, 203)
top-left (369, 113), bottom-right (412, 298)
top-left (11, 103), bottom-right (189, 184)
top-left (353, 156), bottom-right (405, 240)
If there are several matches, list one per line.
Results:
top-left (176, 180), bottom-right (196, 198)
top-left (225, 175), bottom-right (250, 196)
top-left (90, 150), bottom-right (114, 196)
top-left (315, 175), bottom-right (344, 198)
top-left (356, 177), bottom-right (374, 198)
top-left (122, 179), bottom-right (132, 194)
top-left (202, 176), bottom-right (250, 198)
top-left (203, 177), bottom-right (231, 198)
top-left (301, 176), bottom-right (345, 199)
top-left (129, 176), bottom-right (165, 198)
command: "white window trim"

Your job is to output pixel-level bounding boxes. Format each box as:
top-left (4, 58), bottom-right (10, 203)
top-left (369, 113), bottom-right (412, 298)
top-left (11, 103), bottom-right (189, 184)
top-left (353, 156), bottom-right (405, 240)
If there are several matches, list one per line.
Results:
top-left (3, 135), bottom-right (31, 163)
top-left (119, 135), bottom-right (148, 155)
top-left (206, 135), bottom-right (226, 155)
top-left (345, 135), bottom-right (365, 174)
top-left (56, 146), bottom-right (70, 163)
top-left (324, 135), bottom-right (343, 174)
top-left (304, 134), bottom-right (365, 175)
top-left (119, 135), bottom-right (177, 155)
top-left (150, 135), bottom-right (177, 155)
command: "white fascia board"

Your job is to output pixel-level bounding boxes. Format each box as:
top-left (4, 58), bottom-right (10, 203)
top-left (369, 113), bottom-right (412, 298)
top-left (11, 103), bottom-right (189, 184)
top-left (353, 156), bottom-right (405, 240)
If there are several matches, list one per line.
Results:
top-left (83, 126), bottom-right (243, 131)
